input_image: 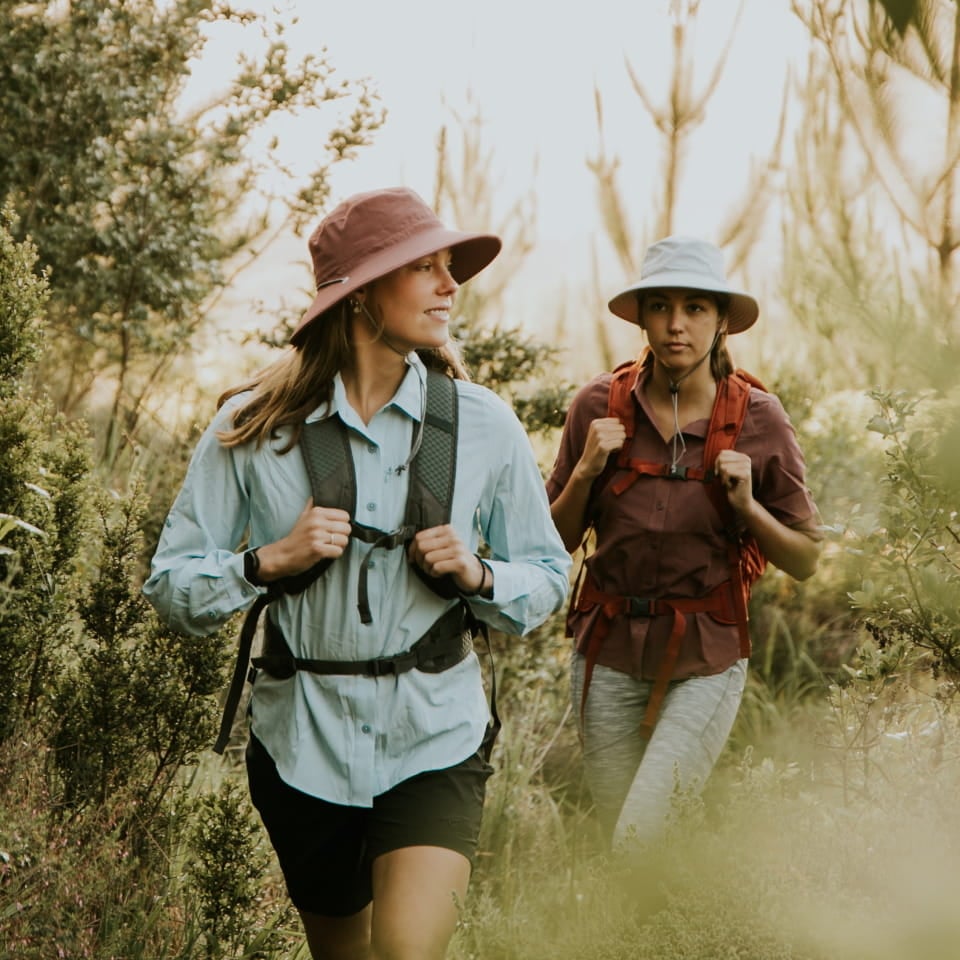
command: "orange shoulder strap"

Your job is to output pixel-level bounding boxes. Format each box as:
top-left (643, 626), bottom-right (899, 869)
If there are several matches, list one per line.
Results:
top-left (703, 370), bottom-right (769, 625)
top-left (702, 369), bottom-right (765, 472)
top-left (606, 356), bottom-right (642, 439)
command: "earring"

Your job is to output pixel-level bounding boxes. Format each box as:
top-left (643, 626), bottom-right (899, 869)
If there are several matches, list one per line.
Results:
top-left (351, 300), bottom-right (361, 315)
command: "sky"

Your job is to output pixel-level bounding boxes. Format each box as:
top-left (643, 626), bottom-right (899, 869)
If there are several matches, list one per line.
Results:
top-left (187, 0), bottom-right (811, 373)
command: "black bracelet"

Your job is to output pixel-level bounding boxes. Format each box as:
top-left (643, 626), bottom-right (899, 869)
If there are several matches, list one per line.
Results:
top-left (459, 554), bottom-right (488, 598)
top-left (243, 547), bottom-right (265, 587)
top-left (478, 559), bottom-right (493, 599)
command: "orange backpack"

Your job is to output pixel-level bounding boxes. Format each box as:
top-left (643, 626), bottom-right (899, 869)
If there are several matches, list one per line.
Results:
top-left (574, 356), bottom-right (768, 738)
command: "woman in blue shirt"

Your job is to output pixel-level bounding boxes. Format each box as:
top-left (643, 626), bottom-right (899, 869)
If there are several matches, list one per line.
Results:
top-left (144, 187), bottom-right (571, 960)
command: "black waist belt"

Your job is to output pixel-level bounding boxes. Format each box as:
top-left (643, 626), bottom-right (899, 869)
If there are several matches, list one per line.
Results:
top-left (251, 602), bottom-right (475, 681)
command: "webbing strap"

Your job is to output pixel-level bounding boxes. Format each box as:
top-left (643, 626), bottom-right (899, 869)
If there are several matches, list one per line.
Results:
top-left (355, 524), bottom-right (416, 625)
top-left (480, 624), bottom-right (502, 763)
top-left (610, 461), bottom-right (712, 495)
top-left (575, 573), bottom-right (737, 741)
top-left (215, 591), bottom-right (272, 755)
top-left (725, 538), bottom-right (753, 659)
top-left (253, 601), bottom-right (472, 679)
top-left (250, 602), bottom-right (502, 764)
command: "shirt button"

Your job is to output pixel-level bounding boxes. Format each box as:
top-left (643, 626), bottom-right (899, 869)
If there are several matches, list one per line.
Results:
top-left (656, 502), bottom-right (664, 511)
top-left (207, 610), bottom-right (217, 620)
top-left (164, 517), bottom-right (173, 527)
top-left (365, 501), bottom-right (376, 512)
top-left (367, 560), bottom-right (376, 569)
top-left (368, 444), bottom-right (376, 454)
top-left (361, 724), bottom-right (372, 734)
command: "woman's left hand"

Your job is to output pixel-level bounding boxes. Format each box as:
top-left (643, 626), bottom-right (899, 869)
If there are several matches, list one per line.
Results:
top-left (713, 449), bottom-right (755, 515)
top-left (409, 524), bottom-right (485, 594)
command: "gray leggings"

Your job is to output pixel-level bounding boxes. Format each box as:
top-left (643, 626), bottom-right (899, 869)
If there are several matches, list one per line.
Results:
top-left (571, 654), bottom-right (747, 849)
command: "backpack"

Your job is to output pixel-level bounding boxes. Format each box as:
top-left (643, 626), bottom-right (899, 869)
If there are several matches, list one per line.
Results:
top-left (214, 368), bottom-right (478, 754)
top-left (573, 355), bottom-right (768, 739)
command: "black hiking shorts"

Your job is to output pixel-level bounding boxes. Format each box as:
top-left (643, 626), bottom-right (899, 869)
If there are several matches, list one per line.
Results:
top-left (245, 733), bottom-right (492, 916)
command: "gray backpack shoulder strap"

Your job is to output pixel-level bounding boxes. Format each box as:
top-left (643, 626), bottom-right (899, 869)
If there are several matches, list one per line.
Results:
top-left (404, 368), bottom-right (458, 530)
top-left (300, 412), bottom-right (357, 514)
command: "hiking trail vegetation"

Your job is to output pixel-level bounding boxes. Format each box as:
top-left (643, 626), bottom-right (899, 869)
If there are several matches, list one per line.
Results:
top-left (2, 0), bottom-right (959, 957)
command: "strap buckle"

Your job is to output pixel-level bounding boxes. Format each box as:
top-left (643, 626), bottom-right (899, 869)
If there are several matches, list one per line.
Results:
top-left (666, 464), bottom-right (688, 480)
top-left (627, 597), bottom-right (653, 616)
top-left (367, 651), bottom-right (418, 676)
top-left (359, 524), bottom-right (416, 551)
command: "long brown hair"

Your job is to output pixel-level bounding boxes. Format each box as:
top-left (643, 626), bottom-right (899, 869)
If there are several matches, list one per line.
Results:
top-left (217, 299), bottom-right (470, 452)
top-left (636, 290), bottom-right (735, 380)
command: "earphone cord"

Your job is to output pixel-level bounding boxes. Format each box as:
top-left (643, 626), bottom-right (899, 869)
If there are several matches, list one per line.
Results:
top-left (395, 371), bottom-right (426, 475)
top-left (358, 300), bottom-right (410, 361)
top-left (669, 384), bottom-right (687, 470)
top-left (667, 328), bottom-right (722, 471)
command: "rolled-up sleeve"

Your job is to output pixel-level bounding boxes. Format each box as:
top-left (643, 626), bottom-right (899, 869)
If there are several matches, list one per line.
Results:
top-left (142, 399), bottom-right (262, 636)
top-left (456, 385), bottom-right (572, 634)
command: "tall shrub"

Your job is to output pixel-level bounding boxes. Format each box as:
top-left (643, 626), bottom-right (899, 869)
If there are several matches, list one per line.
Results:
top-left (0, 0), bottom-right (383, 468)
top-left (0, 205), bottom-right (91, 739)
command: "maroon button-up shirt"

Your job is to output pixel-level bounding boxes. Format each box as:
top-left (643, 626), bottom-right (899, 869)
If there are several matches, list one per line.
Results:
top-left (546, 365), bottom-right (822, 681)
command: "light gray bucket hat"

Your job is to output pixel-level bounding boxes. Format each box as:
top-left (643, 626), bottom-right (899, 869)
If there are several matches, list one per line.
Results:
top-left (608, 235), bottom-right (759, 334)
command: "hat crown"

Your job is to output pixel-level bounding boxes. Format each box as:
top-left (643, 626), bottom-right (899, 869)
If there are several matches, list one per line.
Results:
top-left (641, 235), bottom-right (728, 288)
top-left (290, 186), bottom-right (501, 345)
top-left (606, 234), bottom-right (759, 333)
top-left (308, 187), bottom-right (442, 286)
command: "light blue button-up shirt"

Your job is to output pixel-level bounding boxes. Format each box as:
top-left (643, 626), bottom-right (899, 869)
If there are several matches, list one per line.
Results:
top-left (143, 355), bottom-right (571, 806)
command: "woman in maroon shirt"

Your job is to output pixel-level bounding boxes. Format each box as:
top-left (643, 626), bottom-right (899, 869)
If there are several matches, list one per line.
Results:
top-left (547, 235), bottom-right (822, 849)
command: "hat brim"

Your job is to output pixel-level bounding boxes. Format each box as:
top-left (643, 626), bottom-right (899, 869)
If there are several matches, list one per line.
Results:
top-left (608, 273), bottom-right (759, 334)
top-left (291, 227), bottom-right (501, 345)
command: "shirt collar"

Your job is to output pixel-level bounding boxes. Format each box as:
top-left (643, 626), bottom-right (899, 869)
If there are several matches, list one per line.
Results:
top-left (305, 352), bottom-right (427, 425)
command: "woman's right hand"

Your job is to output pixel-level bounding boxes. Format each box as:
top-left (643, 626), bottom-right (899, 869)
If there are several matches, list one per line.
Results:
top-left (253, 498), bottom-right (352, 582)
top-left (574, 417), bottom-right (627, 481)
top-left (550, 417), bottom-right (626, 552)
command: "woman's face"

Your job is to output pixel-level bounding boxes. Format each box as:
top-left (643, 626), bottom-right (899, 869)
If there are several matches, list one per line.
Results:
top-left (640, 288), bottom-right (724, 373)
top-left (361, 248), bottom-right (458, 352)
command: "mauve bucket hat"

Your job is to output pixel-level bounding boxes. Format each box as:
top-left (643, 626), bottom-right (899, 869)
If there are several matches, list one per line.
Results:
top-left (291, 187), bottom-right (502, 345)
top-left (608, 235), bottom-right (759, 334)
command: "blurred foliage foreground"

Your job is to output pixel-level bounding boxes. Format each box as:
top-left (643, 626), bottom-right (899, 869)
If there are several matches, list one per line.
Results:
top-left (3, 209), bottom-right (960, 958)
top-left (4, 0), bottom-right (960, 952)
